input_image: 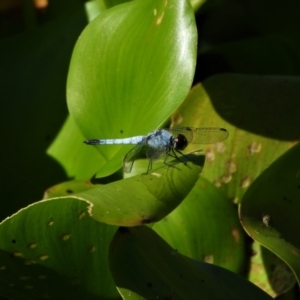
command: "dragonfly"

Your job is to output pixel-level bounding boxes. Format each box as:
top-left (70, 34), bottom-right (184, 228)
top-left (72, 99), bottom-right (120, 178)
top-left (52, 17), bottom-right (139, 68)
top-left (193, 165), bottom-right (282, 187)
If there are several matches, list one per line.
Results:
top-left (84, 127), bottom-right (229, 173)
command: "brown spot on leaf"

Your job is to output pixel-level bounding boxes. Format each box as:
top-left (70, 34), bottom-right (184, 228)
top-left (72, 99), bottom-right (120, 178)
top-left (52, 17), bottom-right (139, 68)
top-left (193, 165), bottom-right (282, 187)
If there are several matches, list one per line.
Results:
top-left (248, 142), bottom-right (262, 155)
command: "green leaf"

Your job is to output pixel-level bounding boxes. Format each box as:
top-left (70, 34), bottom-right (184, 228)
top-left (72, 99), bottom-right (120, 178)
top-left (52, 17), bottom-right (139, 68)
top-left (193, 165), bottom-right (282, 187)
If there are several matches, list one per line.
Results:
top-left (109, 226), bottom-right (272, 300)
top-left (67, 0), bottom-right (197, 175)
top-left (239, 142), bottom-right (300, 284)
top-left (153, 177), bottom-right (245, 273)
top-left (0, 198), bottom-right (119, 299)
top-left (74, 154), bottom-right (204, 226)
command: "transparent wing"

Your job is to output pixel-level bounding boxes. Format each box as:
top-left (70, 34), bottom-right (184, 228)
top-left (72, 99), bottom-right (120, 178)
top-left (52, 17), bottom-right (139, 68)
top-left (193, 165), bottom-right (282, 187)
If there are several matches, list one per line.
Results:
top-left (167, 127), bottom-right (229, 144)
top-left (145, 145), bottom-right (166, 160)
top-left (122, 144), bottom-right (145, 173)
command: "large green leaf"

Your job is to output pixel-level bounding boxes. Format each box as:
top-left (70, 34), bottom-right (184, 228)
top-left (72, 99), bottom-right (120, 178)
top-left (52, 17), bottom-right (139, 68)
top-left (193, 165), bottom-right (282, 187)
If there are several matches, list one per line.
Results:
top-left (153, 177), bottom-right (245, 273)
top-left (67, 154), bottom-right (204, 226)
top-left (67, 0), bottom-right (197, 176)
top-left (239, 142), bottom-right (300, 285)
top-left (0, 198), bottom-right (119, 299)
top-left (0, 153), bottom-right (203, 298)
top-left (45, 153), bottom-right (204, 226)
top-left (109, 226), bottom-right (272, 300)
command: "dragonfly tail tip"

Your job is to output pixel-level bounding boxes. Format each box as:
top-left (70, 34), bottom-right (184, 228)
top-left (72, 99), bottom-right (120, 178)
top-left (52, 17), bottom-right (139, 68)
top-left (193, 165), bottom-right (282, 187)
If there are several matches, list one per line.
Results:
top-left (84, 140), bottom-right (95, 145)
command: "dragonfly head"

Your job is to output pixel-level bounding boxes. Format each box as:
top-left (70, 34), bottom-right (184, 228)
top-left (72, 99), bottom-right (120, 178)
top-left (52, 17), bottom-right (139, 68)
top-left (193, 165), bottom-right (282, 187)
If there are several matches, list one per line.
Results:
top-left (173, 134), bottom-right (188, 150)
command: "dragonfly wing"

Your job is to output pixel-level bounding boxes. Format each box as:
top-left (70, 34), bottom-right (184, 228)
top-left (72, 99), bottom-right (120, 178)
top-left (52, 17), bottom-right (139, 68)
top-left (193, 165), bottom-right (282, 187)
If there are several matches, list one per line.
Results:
top-left (167, 127), bottom-right (229, 144)
top-left (123, 144), bottom-right (144, 173)
top-left (145, 146), bottom-right (165, 160)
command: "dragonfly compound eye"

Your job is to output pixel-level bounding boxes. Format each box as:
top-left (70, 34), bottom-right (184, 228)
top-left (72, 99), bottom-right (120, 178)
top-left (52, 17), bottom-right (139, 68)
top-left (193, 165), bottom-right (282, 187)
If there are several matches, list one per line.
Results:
top-left (174, 134), bottom-right (188, 150)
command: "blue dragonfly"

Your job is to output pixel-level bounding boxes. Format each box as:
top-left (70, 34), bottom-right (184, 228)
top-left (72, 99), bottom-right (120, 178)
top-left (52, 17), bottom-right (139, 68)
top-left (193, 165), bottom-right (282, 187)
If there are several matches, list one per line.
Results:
top-left (84, 127), bottom-right (229, 173)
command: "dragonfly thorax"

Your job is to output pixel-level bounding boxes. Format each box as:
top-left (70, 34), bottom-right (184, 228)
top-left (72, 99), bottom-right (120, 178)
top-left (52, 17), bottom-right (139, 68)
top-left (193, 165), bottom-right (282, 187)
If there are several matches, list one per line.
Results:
top-left (173, 134), bottom-right (188, 150)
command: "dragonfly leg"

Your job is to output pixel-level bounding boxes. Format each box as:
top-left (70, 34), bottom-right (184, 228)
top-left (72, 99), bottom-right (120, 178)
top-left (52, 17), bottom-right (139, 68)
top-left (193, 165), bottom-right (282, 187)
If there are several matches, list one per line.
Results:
top-left (166, 148), bottom-right (187, 165)
top-left (173, 149), bottom-right (192, 163)
top-left (147, 159), bottom-right (153, 173)
top-left (161, 148), bottom-right (183, 170)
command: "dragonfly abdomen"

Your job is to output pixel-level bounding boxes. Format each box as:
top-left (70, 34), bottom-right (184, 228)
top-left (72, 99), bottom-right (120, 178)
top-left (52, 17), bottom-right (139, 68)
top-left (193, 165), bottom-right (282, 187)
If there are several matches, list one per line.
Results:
top-left (84, 136), bottom-right (145, 145)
